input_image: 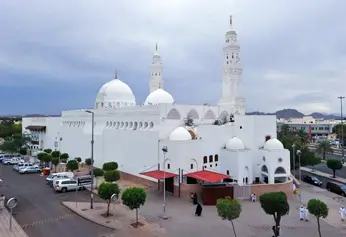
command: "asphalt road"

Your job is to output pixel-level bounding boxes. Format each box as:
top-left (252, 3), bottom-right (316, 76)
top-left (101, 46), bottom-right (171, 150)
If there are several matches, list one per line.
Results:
top-left (0, 165), bottom-right (113, 237)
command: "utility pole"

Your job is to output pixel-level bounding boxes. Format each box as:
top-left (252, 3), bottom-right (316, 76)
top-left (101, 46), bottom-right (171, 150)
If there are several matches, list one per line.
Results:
top-left (338, 96), bottom-right (345, 163)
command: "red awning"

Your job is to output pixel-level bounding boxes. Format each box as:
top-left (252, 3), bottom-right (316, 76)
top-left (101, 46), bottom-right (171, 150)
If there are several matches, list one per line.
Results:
top-left (184, 170), bottom-right (230, 183)
top-left (140, 170), bottom-right (177, 180)
top-left (26, 126), bottom-right (46, 130)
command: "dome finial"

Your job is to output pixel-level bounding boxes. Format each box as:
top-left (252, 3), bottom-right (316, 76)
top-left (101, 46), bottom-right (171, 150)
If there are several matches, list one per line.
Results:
top-left (155, 43), bottom-right (158, 51)
top-left (229, 15), bottom-right (233, 26)
top-left (114, 70), bottom-right (118, 79)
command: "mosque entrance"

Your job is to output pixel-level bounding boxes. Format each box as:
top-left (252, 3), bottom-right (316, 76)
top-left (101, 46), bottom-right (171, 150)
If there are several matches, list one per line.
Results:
top-left (164, 177), bottom-right (174, 193)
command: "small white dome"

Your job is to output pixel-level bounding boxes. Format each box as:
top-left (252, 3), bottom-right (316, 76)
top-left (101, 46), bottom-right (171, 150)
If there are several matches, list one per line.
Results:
top-left (95, 76), bottom-right (136, 109)
top-left (226, 137), bottom-right (245, 150)
top-left (145, 89), bottom-right (174, 105)
top-left (264, 138), bottom-right (284, 150)
top-left (169, 127), bottom-right (192, 141)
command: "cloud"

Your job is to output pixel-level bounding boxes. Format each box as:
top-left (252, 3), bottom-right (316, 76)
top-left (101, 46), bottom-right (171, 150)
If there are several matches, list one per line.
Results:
top-left (0, 0), bottom-right (345, 114)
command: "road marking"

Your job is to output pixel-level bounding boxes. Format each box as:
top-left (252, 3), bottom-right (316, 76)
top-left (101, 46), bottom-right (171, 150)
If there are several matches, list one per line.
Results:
top-left (21, 213), bottom-right (77, 228)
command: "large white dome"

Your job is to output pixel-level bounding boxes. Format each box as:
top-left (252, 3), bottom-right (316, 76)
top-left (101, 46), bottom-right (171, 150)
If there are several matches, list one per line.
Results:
top-left (145, 88), bottom-right (174, 105)
top-left (264, 138), bottom-right (284, 150)
top-left (95, 74), bottom-right (136, 109)
top-left (226, 137), bottom-right (245, 150)
top-left (169, 127), bottom-right (192, 141)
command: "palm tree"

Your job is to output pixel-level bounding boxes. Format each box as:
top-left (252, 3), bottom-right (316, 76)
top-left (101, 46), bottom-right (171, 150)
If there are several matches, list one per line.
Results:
top-left (316, 140), bottom-right (333, 160)
top-left (297, 129), bottom-right (310, 146)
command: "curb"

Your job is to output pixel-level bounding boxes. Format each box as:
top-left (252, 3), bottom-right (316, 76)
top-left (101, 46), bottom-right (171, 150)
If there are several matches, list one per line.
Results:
top-left (2, 208), bottom-right (29, 237)
top-left (300, 168), bottom-right (346, 185)
top-left (61, 202), bottom-right (115, 230)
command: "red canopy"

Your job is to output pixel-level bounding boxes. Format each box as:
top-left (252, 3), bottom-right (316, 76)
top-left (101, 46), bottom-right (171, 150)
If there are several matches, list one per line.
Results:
top-left (184, 170), bottom-right (229, 183)
top-left (140, 170), bottom-right (177, 180)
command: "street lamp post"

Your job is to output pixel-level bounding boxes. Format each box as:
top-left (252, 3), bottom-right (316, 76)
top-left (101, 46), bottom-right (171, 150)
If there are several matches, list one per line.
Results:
top-left (85, 110), bottom-right (95, 209)
top-left (297, 150), bottom-right (302, 181)
top-left (161, 146), bottom-right (168, 220)
top-left (292, 144), bottom-right (296, 177)
top-left (337, 96), bottom-right (345, 163)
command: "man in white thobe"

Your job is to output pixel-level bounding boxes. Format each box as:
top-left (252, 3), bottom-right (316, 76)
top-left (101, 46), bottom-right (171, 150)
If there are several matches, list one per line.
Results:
top-left (339, 206), bottom-right (345, 221)
top-left (299, 205), bottom-right (305, 221)
top-left (304, 207), bottom-right (309, 221)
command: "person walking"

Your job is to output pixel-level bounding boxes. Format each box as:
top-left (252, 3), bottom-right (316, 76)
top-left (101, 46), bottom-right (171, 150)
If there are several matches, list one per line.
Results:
top-left (304, 206), bottom-right (309, 221)
top-left (299, 205), bottom-right (305, 221)
top-left (339, 206), bottom-right (346, 221)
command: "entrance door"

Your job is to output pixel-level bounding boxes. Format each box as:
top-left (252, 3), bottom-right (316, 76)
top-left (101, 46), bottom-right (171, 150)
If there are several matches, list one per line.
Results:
top-left (165, 177), bottom-right (174, 193)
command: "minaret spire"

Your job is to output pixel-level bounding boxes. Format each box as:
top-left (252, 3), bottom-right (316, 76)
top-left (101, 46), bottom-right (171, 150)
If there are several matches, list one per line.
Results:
top-left (218, 15), bottom-right (246, 115)
top-left (149, 44), bottom-right (164, 93)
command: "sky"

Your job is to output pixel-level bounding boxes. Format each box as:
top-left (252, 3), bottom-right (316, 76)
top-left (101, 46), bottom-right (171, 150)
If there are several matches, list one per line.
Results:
top-left (0, 0), bottom-right (345, 115)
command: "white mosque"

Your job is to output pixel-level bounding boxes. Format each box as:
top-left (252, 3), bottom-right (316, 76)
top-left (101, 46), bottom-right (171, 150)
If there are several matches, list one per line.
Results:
top-left (22, 16), bottom-right (292, 199)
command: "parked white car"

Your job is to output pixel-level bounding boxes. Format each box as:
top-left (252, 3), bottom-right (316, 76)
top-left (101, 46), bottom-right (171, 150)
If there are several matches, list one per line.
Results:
top-left (47, 172), bottom-right (74, 186)
top-left (13, 163), bottom-right (38, 172)
top-left (53, 178), bottom-right (81, 192)
top-left (3, 157), bottom-right (24, 165)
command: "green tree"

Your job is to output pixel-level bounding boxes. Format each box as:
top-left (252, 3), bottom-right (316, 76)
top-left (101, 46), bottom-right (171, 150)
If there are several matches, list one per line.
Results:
top-left (98, 182), bottom-right (120, 217)
top-left (43, 149), bottom-right (52, 153)
top-left (307, 199), bottom-right (329, 237)
top-left (93, 168), bottom-right (104, 188)
top-left (66, 159), bottom-right (78, 171)
top-left (104, 170), bottom-right (120, 182)
top-left (60, 153), bottom-right (69, 163)
top-left (316, 140), bottom-right (333, 160)
top-left (75, 157), bottom-right (82, 163)
top-left (85, 158), bottom-right (92, 166)
top-left (37, 152), bottom-right (48, 166)
top-left (19, 147), bottom-right (27, 155)
top-left (326, 159), bottom-right (343, 178)
top-left (332, 123), bottom-right (346, 139)
top-left (297, 129), bottom-right (310, 146)
top-left (51, 151), bottom-right (60, 158)
top-left (306, 155), bottom-right (321, 171)
top-left (60, 153), bottom-right (69, 159)
top-left (216, 198), bottom-right (242, 237)
top-left (51, 157), bottom-right (59, 172)
top-left (121, 187), bottom-right (147, 226)
top-left (259, 192), bottom-right (289, 237)
top-left (102, 162), bottom-right (118, 171)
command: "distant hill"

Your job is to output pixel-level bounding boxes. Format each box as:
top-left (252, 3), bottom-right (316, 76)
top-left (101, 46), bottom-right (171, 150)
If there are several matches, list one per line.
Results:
top-left (246, 109), bottom-right (340, 119)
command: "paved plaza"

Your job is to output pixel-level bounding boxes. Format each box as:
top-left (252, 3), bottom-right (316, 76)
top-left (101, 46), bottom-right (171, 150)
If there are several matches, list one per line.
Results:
top-left (69, 185), bottom-right (346, 237)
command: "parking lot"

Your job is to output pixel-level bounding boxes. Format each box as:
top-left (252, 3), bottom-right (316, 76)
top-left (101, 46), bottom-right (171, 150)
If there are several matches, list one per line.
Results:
top-left (0, 164), bottom-right (112, 237)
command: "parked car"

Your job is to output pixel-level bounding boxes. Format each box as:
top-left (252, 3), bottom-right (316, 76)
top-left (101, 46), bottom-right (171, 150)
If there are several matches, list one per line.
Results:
top-left (3, 157), bottom-right (24, 165)
top-left (19, 166), bottom-right (41, 174)
top-left (303, 175), bottom-right (323, 187)
top-left (47, 172), bottom-right (74, 186)
top-left (13, 163), bottom-right (38, 172)
top-left (53, 178), bottom-right (82, 192)
top-left (326, 181), bottom-right (346, 196)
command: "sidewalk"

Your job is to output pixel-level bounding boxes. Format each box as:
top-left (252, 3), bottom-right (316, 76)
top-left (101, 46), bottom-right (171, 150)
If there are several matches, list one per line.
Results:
top-left (0, 208), bottom-right (28, 237)
top-left (62, 202), bottom-right (167, 237)
top-left (293, 182), bottom-right (346, 229)
top-left (300, 167), bottom-right (346, 183)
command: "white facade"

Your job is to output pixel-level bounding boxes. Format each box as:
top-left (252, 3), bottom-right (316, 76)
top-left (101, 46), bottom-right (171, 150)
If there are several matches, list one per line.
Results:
top-left (22, 16), bottom-right (290, 185)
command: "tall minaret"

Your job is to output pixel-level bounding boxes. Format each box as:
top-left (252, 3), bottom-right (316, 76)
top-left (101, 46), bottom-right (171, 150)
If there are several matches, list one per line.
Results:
top-left (149, 43), bottom-right (164, 93)
top-left (218, 16), bottom-right (246, 114)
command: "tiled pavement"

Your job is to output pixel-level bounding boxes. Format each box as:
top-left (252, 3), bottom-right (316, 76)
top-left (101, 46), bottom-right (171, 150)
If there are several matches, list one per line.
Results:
top-left (67, 185), bottom-right (346, 237)
top-left (0, 208), bottom-right (29, 237)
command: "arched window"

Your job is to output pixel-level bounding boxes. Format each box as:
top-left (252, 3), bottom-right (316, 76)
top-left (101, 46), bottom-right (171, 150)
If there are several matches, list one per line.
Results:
top-left (261, 165), bottom-right (268, 173)
top-left (215, 154), bottom-right (219, 162)
top-left (209, 155), bottom-right (213, 163)
top-left (275, 167), bottom-right (286, 174)
top-left (203, 156), bottom-right (207, 164)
